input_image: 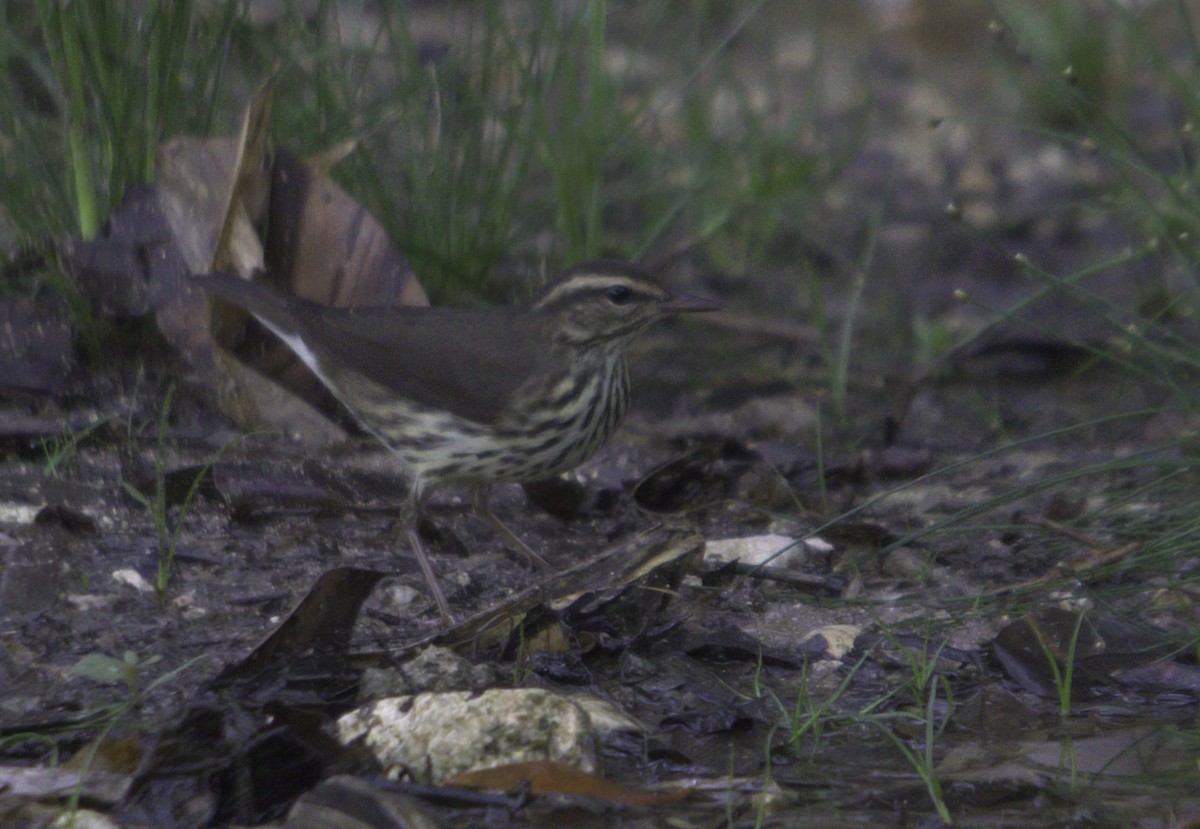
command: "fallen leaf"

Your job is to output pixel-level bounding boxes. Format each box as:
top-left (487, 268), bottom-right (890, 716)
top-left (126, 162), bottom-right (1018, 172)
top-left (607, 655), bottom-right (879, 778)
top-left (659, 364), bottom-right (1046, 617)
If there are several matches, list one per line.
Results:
top-left (212, 566), bottom-right (386, 692)
top-left (445, 760), bottom-right (690, 806)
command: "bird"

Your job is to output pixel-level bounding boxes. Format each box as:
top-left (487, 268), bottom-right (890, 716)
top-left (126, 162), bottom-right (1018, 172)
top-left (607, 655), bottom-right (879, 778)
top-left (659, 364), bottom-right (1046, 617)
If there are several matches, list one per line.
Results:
top-left (195, 260), bottom-right (718, 622)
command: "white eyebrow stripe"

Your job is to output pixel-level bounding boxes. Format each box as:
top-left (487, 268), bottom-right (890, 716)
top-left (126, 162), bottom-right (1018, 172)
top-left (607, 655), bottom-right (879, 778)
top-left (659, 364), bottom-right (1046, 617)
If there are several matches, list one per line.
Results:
top-left (536, 275), bottom-right (661, 307)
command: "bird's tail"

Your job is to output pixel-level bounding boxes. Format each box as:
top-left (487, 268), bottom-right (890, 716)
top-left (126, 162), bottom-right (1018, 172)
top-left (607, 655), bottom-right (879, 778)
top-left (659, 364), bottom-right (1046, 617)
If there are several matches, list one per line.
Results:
top-left (194, 272), bottom-right (303, 339)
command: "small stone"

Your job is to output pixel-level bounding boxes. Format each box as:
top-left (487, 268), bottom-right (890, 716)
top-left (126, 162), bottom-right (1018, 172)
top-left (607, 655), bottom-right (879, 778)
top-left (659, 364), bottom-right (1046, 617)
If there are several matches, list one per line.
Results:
top-left (801, 624), bottom-right (861, 659)
top-left (50, 810), bottom-right (121, 829)
top-left (734, 395), bottom-right (819, 440)
top-left (705, 534), bottom-right (814, 567)
top-left (112, 569), bottom-right (154, 593)
top-left (882, 547), bottom-right (932, 580)
top-left (374, 581), bottom-right (420, 615)
top-left (0, 503), bottom-right (42, 524)
top-left (66, 592), bottom-right (115, 611)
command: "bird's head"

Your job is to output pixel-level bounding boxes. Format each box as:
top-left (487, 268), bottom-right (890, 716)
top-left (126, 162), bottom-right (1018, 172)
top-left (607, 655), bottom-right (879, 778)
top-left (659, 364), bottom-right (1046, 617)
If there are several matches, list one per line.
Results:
top-left (534, 260), bottom-right (718, 350)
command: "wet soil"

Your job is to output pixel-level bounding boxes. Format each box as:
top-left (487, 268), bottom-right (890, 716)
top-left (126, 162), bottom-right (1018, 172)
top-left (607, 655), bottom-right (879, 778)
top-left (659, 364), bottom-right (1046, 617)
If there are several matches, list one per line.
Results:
top-left (3, 3), bottom-right (1200, 828)
top-left (3, 301), bottom-right (1196, 827)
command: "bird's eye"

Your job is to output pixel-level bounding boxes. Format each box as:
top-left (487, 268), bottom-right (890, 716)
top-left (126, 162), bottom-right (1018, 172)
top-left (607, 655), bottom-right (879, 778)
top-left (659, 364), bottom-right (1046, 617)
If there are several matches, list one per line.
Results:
top-left (606, 285), bottom-right (632, 305)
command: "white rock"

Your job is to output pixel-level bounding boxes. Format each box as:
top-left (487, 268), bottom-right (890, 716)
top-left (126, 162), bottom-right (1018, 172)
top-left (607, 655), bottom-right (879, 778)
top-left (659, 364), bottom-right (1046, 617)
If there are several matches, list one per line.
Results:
top-left (0, 503), bottom-right (41, 523)
top-left (66, 594), bottom-right (116, 611)
top-left (111, 568), bottom-right (154, 593)
top-left (801, 624), bottom-right (861, 659)
top-left (50, 810), bottom-right (120, 829)
top-left (704, 534), bottom-right (824, 567)
top-left (803, 536), bottom-right (834, 554)
top-left (375, 581), bottom-right (421, 615)
top-left (735, 395), bottom-right (819, 439)
top-left (336, 688), bottom-right (597, 782)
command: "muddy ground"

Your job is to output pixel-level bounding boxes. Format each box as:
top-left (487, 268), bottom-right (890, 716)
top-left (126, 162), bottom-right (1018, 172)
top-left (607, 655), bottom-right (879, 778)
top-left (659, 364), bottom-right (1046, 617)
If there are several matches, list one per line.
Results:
top-left (3, 3), bottom-right (1200, 828)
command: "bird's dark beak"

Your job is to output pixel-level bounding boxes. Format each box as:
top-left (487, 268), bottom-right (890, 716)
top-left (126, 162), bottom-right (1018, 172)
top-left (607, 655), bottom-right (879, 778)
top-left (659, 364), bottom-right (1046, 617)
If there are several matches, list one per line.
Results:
top-left (661, 293), bottom-right (721, 314)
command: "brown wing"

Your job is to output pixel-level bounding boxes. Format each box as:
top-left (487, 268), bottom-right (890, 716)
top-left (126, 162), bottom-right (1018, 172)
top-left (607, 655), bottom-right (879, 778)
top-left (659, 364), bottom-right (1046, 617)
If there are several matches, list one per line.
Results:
top-left (196, 273), bottom-right (557, 425)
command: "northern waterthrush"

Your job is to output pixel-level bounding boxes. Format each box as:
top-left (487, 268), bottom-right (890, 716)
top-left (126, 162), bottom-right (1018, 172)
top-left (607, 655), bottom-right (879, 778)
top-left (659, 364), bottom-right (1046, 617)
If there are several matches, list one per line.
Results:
top-left (196, 261), bottom-right (717, 621)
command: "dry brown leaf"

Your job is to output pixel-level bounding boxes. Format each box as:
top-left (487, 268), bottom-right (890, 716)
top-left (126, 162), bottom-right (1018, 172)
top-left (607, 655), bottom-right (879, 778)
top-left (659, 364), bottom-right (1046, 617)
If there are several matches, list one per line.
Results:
top-left (151, 79), bottom-right (426, 441)
top-left (211, 78), bottom-right (274, 273)
top-left (445, 760), bottom-right (690, 806)
top-left (305, 138), bottom-right (359, 174)
top-left (264, 147), bottom-right (427, 308)
top-left (152, 81), bottom-right (278, 436)
top-left (213, 567), bottom-right (386, 689)
top-left (62, 735), bottom-right (142, 774)
top-left (67, 78), bottom-right (430, 444)
top-left (155, 75), bottom-right (273, 281)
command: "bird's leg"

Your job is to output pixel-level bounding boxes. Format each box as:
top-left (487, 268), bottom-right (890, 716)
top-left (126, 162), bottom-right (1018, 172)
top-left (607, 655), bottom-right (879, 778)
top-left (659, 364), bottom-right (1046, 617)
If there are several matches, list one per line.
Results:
top-left (469, 485), bottom-right (551, 570)
top-left (398, 479), bottom-right (452, 624)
